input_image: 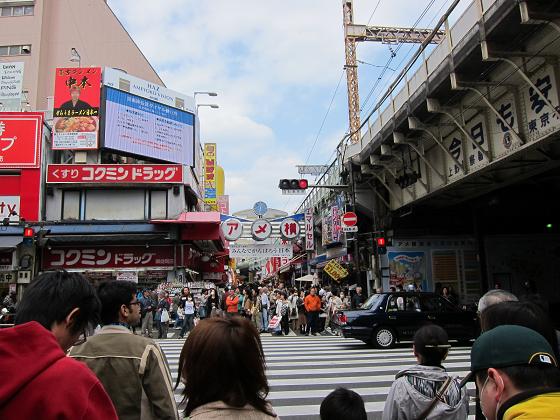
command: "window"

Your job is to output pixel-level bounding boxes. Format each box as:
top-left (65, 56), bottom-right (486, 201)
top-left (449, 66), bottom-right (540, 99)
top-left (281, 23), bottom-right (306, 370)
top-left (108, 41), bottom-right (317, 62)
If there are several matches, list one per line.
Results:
top-left (149, 190), bottom-right (167, 219)
top-left (85, 190), bottom-right (145, 220)
top-left (0, 45), bottom-right (31, 56)
top-left (0, 5), bottom-right (34, 16)
top-left (421, 295), bottom-right (457, 313)
top-left (387, 295), bottom-right (421, 312)
top-left (62, 191), bottom-right (81, 220)
top-left (0, 46), bottom-right (8, 56)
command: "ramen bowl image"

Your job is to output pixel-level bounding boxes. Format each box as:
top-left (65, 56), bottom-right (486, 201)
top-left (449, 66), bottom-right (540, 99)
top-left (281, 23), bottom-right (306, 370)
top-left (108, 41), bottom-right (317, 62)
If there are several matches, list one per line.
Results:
top-left (55, 117), bottom-right (97, 133)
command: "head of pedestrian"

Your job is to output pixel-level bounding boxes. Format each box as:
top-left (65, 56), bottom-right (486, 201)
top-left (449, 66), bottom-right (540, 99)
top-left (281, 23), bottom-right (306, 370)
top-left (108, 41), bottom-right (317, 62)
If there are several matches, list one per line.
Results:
top-left (177, 316), bottom-right (277, 418)
top-left (182, 287), bottom-right (190, 297)
top-left (320, 387), bottom-right (366, 420)
top-left (356, 286), bottom-right (362, 295)
top-left (14, 270), bottom-right (101, 352)
top-left (143, 289), bottom-right (151, 298)
top-left (310, 287), bottom-right (317, 296)
top-left (413, 324), bottom-right (451, 367)
top-left (477, 289), bottom-right (518, 315)
top-left (461, 325), bottom-right (560, 420)
top-left (97, 280), bottom-right (141, 327)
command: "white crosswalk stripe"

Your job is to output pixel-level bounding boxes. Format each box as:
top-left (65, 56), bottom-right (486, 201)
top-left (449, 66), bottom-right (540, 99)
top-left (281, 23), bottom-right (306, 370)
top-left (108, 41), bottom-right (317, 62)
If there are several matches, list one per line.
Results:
top-left (158, 335), bottom-right (476, 420)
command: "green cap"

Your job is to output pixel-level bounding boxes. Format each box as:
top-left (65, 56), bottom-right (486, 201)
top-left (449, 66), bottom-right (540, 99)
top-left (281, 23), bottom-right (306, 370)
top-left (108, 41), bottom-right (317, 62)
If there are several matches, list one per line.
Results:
top-left (460, 325), bottom-right (558, 388)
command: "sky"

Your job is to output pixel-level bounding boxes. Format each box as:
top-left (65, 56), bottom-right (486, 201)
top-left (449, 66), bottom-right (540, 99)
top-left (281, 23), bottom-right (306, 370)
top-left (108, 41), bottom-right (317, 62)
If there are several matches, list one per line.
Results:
top-left (108, 0), bottom-right (469, 214)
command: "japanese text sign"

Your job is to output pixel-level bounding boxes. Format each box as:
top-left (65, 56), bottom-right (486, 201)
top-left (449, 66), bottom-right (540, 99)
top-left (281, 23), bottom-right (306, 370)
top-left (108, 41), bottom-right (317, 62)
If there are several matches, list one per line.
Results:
top-left (217, 195), bottom-right (229, 215)
top-left (523, 64), bottom-right (560, 142)
top-left (229, 244), bottom-right (293, 259)
top-left (323, 260), bottom-right (348, 281)
top-left (204, 143), bottom-right (217, 205)
top-left (221, 218), bottom-right (243, 241)
top-left (251, 219), bottom-right (272, 241)
top-left (280, 218), bottom-right (300, 240)
top-left (46, 164), bottom-right (184, 184)
top-left (0, 112), bottom-right (42, 168)
top-left (305, 208), bottom-right (314, 251)
top-left (53, 67), bottom-right (101, 150)
top-left (42, 245), bottom-right (175, 270)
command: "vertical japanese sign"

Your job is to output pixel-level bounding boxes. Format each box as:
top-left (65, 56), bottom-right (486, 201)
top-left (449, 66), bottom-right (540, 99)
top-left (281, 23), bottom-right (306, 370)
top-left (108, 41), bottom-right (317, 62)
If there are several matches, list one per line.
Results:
top-left (305, 208), bottom-right (314, 251)
top-left (331, 205), bottom-right (341, 242)
top-left (491, 93), bottom-right (521, 158)
top-left (53, 67), bottom-right (101, 150)
top-left (204, 143), bottom-right (217, 206)
top-left (523, 64), bottom-right (560, 142)
top-left (0, 62), bottom-right (24, 111)
top-left (443, 130), bottom-right (464, 181)
top-left (217, 195), bottom-right (229, 214)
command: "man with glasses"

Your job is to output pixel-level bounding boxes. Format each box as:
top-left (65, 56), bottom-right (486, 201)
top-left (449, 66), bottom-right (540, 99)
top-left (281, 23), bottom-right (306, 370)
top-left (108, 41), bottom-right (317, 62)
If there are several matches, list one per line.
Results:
top-left (0, 271), bottom-right (118, 419)
top-left (69, 280), bottom-right (178, 420)
top-left (460, 325), bottom-right (560, 420)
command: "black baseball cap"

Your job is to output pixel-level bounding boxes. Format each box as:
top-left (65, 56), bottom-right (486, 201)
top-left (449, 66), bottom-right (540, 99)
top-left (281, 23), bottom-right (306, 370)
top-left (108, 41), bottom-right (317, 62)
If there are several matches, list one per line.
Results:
top-left (460, 325), bottom-right (558, 388)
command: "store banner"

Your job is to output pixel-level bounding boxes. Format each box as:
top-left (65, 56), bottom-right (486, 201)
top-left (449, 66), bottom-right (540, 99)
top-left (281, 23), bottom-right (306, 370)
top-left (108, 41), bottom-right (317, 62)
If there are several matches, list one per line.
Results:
top-left (331, 206), bottom-right (341, 242)
top-left (46, 164), bottom-right (184, 184)
top-left (217, 195), bottom-right (229, 214)
top-left (42, 245), bottom-right (175, 270)
top-left (323, 259), bottom-right (349, 281)
top-left (204, 143), bottom-right (217, 206)
top-left (0, 112), bottom-right (43, 168)
top-left (0, 62), bottom-right (24, 111)
top-left (305, 208), bottom-right (314, 251)
top-left (53, 67), bottom-right (101, 150)
top-left (229, 244), bottom-right (293, 259)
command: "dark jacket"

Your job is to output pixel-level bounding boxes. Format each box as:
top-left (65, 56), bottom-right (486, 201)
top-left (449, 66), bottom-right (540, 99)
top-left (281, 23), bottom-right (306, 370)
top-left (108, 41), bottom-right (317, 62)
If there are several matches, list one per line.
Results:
top-left (351, 293), bottom-right (366, 309)
top-left (0, 322), bottom-right (118, 419)
top-left (140, 296), bottom-right (156, 314)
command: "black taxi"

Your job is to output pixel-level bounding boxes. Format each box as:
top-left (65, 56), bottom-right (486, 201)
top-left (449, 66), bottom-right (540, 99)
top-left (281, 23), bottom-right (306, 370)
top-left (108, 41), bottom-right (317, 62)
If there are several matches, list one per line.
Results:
top-left (338, 292), bottom-right (478, 348)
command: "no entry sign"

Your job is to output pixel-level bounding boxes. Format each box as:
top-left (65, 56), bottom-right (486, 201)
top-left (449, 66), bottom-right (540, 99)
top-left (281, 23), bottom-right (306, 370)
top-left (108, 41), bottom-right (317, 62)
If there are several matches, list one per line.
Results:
top-left (341, 212), bottom-right (357, 227)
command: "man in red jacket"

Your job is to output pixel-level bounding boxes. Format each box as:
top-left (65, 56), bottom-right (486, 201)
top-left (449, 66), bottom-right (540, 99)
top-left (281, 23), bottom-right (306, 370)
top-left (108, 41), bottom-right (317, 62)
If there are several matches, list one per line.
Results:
top-left (0, 271), bottom-right (118, 420)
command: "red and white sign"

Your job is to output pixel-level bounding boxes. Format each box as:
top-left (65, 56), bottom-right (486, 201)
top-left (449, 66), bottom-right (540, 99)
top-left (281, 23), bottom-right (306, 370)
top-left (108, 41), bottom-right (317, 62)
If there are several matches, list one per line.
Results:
top-left (217, 195), bottom-right (229, 215)
top-left (341, 212), bottom-right (358, 227)
top-left (46, 164), bottom-right (184, 184)
top-left (42, 245), bottom-right (175, 270)
top-left (251, 219), bottom-right (272, 241)
top-left (221, 218), bottom-right (243, 241)
top-left (0, 196), bottom-right (20, 222)
top-left (280, 218), bottom-right (300, 240)
top-left (305, 208), bottom-right (314, 251)
top-left (0, 112), bottom-right (42, 168)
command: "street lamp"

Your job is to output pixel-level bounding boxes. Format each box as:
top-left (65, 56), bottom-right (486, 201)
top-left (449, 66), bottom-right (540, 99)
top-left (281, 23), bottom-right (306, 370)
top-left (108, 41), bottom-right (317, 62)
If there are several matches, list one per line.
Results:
top-left (194, 91), bottom-right (218, 99)
top-left (196, 104), bottom-right (219, 112)
top-left (70, 48), bottom-right (81, 67)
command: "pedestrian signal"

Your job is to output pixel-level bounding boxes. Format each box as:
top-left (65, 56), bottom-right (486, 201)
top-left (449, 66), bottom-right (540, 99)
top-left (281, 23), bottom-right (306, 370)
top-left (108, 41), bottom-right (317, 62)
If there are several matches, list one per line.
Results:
top-left (376, 237), bottom-right (387, 255)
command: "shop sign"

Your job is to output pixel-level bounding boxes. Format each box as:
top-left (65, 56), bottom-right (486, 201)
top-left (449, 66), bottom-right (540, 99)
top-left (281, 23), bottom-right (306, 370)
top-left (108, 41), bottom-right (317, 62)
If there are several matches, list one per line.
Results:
top-left (523, 64), bottom-right (560, 142)
top-left (0, 196), bottom-right (19, 222)
top-left (116, 271), bottom-right (138, 283)
top-left (53, 67), bottom-right (101, 150)
top-left (204, 143), bottom-right (217, 206)
top-left (229, 244), bottom-right (293, 259)
top-left (323, 259), bottom-right (348, 281)
top-left (0, 62), bottom-right (24, 111)
top-left (217, 195), bottom-right (229, 215)
top-left (305, 208), bottom-right (314, 251)
top-left (221, 218), bottom-right (243, 241)
top-left (280, 218), bottom-right (300, 240)
top-left (0, 272), bottom-right (16, 283)
top-left (251, 219), bottom-right (272, 241)
top-left (46, 164), bottom-right (183, 184)
top-left (42, 245), bottom-right (175, 270)
top-left (0, 112), bottom-right (43, 168)
top-left (332, 206), bottom-right (341, 242)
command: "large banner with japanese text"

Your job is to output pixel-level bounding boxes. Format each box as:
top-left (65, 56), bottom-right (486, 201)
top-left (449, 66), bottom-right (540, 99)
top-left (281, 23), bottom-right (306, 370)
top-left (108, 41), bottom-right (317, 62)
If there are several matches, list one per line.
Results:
top-left (0, 112), bottom-right (42, 168)
top-left (42, 245), bottom-right (175, 270)
top-left (204, 143), bottom-right (217, 206)
top-left (46, 164), bottom-right (184, 184)
top-left (53, 67), bottom-right (101, 150)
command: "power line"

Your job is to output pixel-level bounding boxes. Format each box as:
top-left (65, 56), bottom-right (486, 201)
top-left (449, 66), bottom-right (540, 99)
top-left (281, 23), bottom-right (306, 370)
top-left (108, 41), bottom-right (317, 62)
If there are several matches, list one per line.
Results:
top-left (366, 0), bottom-right (383, 26)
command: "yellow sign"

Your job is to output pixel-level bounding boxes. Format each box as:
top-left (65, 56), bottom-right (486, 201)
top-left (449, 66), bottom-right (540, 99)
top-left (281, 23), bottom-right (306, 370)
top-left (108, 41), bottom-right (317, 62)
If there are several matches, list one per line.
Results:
top-left (204, 143), bottom-right (217, 206)
top-left (323, 260), bottom-right (348, 281)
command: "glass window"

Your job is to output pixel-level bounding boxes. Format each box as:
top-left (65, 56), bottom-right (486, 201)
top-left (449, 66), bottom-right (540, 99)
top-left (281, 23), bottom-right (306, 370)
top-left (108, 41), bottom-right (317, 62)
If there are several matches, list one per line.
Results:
top-left (0, 46), bottom-right (9, 56)
top-left (12, 6), bottom-right (23, 16)
top-left (149, 190), bottom-right (167, 219)
top-left (361, 294), bottom-right (384, 310)
top-left (85, 190), bottom-right (145, 220)
top-left (387, 295), bottom-right (421, 312)
top-left (1, 7), bottom-right (11, 17)
top-left (421, 295), bottom-right (456, 312)
top-left (62, 191), bottom-right (81, 220)
top-left (24, 5), bottom-right (33, 15)
top-left (9, 46), bottom-right (21, 55)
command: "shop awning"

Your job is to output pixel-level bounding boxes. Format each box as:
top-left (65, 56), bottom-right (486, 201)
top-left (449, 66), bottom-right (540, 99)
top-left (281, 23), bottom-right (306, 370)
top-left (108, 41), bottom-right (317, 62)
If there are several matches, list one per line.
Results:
top-left (295, 274), bottom-right (315, 282)
top-left (0, 236), bottom-right (22, 249)
top-left (152, 212), bottom-right (221, 225)
top-left (152, 212), bottom-right (224, 252)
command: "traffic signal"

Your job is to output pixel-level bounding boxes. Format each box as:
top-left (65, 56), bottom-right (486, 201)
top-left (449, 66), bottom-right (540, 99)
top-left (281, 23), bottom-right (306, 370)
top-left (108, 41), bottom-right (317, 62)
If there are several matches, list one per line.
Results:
top-left (375, 236), bottom-right (387, 255)
top-left (23, 227), bottom-right (35, 247)
top-left (278, 179), bottom-right (309, 190)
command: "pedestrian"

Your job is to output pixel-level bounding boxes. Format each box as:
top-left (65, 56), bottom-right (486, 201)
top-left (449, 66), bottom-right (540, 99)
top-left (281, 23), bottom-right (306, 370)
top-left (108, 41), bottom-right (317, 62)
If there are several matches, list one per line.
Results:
top-left (0, 271), bottom-right (118, 419)
top-left (243, 288), bottom-right (254, 319)
top-left (304, 286), bottom-right (322, 336)
top-left (139, 289), bottom-right (156, 338)
top-left (180, 290), bottom-right (196, 338)
top-left (328, 289), bottom-right (343, 334)
top-left (287, 288), bottom-right (299, 333)
top-left (351, 286), bottom-right (366, 309)
top-left (252, 289), bottom-right (263, 331)
top-left (297, 290), bottom-right (307, 334)
top-left (460, 325), bottom-right (560, 420)
top-left (340, 290), bottom-right (350, 310)
top-left (382, 324), bottom-right (469, 420)
top-left (320, 388), bottom-right (367, 420)
top-left (236, 287), bottom-right (244, 313)
top-left (172, 292), bottom-right (181, 326)
top-left (225, 289), bottom-right (240, 316)
top-left (198, 289), bottom-right (208, 319)
top-left (157, 291), bottom-right (171, 339)
top-left (206, 288), bottom-right (220, 317)
top-left (2, 291), bottom-right (17, 314)
top-left (276, 291), bottom-right (290, 336)
top-left (69, 280), bottom-right (178, 419)
top-left (176, 317), bottom-right (278, 419)
top-left (477, 289), bottom-right (518, 315)
top-left (260, 287), bottom-right (270, 331)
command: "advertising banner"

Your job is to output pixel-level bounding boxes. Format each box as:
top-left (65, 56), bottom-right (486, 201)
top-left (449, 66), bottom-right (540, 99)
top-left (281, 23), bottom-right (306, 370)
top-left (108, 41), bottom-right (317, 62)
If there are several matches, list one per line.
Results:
top-left (324, 259), bottom-right (349, 281)
top-left (0, 196), bottom-right (20, 222)
top-left (0, 62), bottom-right (24, 111)
top-left (331, 206), bottom-right (341, 242)
top-left (42, 245), bottom-right (175, 270)
top-left (204, 143), bottom-right (217, 205)
top-left (229, 244), bottom-right (293, 259)
top-left (53, 67), bottom-right (101, 150)
top-left (305, 208), bottom-right (314, 251)
top-left (388, 251), bottom-right (425, 288)
top-left (217, 195), bottom-right (229, 215)
top-left (0, 112), bottom-right (42, 168)
top-left (104, 87), bottom-right (195, 165)
top-left (46, 164), bottom-right (184, 184)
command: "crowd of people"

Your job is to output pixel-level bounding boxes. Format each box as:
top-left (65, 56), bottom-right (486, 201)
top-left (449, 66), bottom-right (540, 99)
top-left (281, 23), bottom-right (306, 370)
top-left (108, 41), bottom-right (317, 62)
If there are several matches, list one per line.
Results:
top-left (0, 272), bottom-right (559, 419)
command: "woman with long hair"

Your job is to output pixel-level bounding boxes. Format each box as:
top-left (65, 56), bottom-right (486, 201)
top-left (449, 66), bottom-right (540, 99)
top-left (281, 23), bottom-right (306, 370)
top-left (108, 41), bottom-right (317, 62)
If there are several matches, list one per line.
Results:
top-left (176, 317), bottom-right (278, 419)
top-left (205, 288), bottom-right (220, 318)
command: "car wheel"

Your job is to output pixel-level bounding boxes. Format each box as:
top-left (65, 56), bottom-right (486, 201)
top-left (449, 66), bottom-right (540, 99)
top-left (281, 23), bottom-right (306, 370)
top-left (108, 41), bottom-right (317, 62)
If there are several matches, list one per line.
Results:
top-left (372, 327), bottom-right (395, 349)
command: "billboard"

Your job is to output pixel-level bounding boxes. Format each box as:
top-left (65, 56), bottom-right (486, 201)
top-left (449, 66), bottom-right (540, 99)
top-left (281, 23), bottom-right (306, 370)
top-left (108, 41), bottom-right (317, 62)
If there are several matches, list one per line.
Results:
top-left (0, 62), bottom-right (24, 111)
top-left (47, 164), bottom-right (184, 184)
top-left (103, 87), bottom-right (195, 166)
top-left (388, 251), bottom-right (426, 288)
top-left (0, 112), bottom-right (43, 168)
top-left (53, 67), bottom-right (101, 150)
top-left (204, 143), bottom-right (217, 205)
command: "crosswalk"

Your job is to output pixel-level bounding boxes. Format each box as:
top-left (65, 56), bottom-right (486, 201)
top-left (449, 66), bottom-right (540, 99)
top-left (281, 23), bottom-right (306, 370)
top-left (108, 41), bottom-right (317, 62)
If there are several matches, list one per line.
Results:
top-left (158, 335), bottom-right (475, 420)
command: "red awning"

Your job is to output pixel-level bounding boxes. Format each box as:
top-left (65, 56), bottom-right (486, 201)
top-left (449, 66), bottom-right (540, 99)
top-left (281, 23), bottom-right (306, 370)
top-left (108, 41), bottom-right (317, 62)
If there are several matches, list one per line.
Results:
top-left (152, 212), bottom-right (224, 251)
top-left (152, 211), bottom-right (221, 224)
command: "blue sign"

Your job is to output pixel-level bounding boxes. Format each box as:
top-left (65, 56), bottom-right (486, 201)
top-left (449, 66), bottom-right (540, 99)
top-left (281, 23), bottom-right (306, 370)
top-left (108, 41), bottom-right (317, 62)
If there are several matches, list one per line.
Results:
top-left (253, 201), bottom-right (268, 216)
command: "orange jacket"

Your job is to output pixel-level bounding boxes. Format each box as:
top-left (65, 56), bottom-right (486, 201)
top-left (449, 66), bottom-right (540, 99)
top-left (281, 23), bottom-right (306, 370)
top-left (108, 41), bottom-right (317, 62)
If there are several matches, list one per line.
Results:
top-left (304, 294), bottom-right (322, 312)
top-left (226, 295), bottom-right (239, 313)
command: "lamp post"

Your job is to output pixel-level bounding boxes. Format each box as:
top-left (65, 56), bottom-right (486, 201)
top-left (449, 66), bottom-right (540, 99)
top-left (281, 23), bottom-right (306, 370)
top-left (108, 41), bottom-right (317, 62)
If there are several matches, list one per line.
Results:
top-left (194, 91), bottom-right (218, 99)
top-left (70, 48), bottom-right (81, 67)
top-left (196, 104), bottom-right (219, 112)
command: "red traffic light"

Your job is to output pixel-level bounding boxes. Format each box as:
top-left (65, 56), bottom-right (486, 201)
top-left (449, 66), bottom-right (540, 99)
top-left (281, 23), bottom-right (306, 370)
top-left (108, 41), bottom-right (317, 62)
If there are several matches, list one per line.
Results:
top-left (278, 179), bottom-right (309, 190)
top-left (376, 237), bottom-right (386, 247)
top-left (23, 227), bottom-right (34, 238)
top-left (298, 179), bottom-right (308, 189)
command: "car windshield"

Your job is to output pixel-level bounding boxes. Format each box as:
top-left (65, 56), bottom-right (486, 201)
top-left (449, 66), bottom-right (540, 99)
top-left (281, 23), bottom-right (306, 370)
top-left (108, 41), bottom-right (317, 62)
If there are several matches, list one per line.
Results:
top-left (360, 294), bottom-right (384, 310)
